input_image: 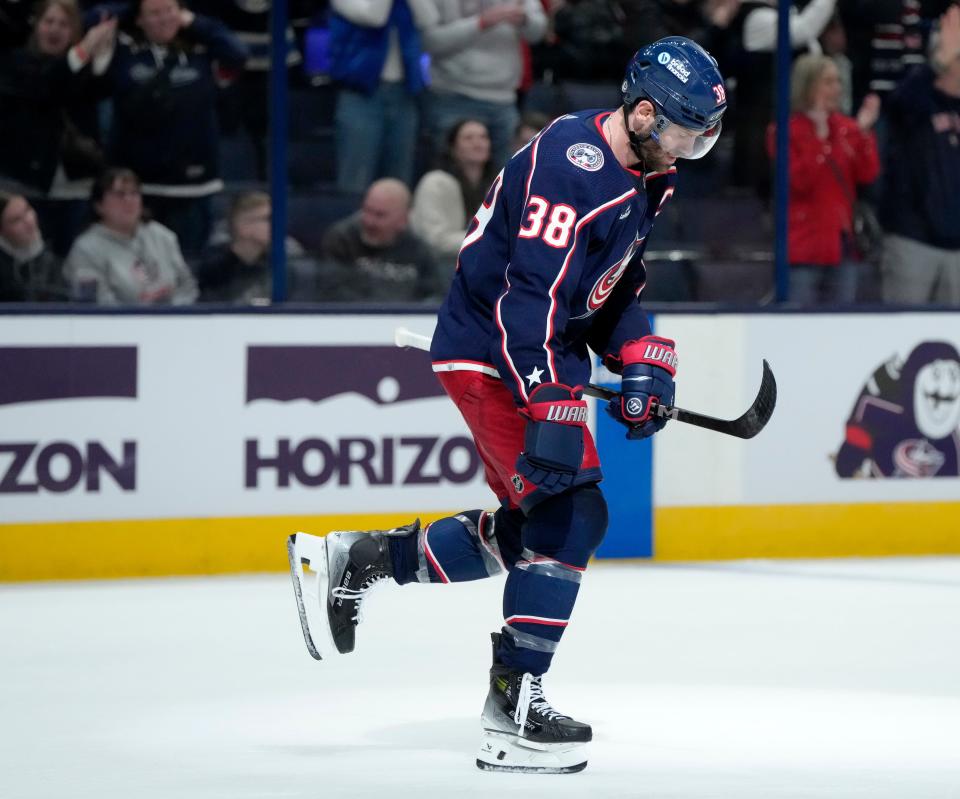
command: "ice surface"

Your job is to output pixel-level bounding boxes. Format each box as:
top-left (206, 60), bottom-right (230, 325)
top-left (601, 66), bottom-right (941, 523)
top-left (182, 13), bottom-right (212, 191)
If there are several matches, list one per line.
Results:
top-left (2, 558), bottom-right (959, 798)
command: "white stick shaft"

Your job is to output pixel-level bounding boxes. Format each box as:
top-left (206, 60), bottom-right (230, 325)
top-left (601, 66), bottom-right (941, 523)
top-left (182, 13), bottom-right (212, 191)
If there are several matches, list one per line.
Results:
top-left (394, 326), bottom-right (432, 352)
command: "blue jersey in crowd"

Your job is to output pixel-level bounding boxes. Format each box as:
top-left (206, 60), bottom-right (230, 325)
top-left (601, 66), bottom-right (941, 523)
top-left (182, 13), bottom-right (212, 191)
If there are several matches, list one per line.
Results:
top-left (431, 109), bottom-right (678, 406)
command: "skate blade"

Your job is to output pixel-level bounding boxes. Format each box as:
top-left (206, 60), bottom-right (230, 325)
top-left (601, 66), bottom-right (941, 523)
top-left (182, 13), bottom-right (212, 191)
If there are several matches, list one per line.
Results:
top-left (476, 730), bottom-right (588, 774)
top-left (287, 532), bottom-right (335, 661)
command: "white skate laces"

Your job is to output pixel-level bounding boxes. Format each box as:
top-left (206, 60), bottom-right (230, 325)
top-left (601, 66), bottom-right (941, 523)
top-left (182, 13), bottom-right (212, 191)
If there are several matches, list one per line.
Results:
top-left (330, 574), bottom-right (391, 624)
top-left (513, 673), bottom-right (568, 732)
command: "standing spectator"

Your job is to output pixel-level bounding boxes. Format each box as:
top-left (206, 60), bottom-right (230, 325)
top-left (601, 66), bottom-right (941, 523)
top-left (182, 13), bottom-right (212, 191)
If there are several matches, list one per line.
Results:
top-left (880, 4), bottom-right (960, 305)
top-left (0, 1), bottom-right (116, 255)
top-left (328, 0), bottom-right (431, 192)
top-left (532, 0), bottom-right (632, 83)
top-left (101, 0), bottom-right (248, 257)
top-left (819, 12), bottom-right (853, 114)
top-left (64, 167), bottom-right (197, 304)
top-left (724, 0), bottom-right (837, 201)
top-left (320, 177), bottom-right (441, 302)
top-left (419, 0), bottom-right (546, 169)
top-left (197, 191), bottom-right (306, 304)
top-left (191, 0), bottom-right (315, 181)
top-left (839, 0), bottom-right (951, 110)
top-left (410, 118), bottom-right (496, 272)
top-left (0, 192), bottom-right (67, 301)
top-left (767, 53), bottom-right (880, 304)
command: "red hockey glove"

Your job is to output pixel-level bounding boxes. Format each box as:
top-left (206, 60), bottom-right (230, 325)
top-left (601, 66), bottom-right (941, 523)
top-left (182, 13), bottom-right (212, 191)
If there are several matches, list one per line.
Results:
top-left (605, 336), bottom-right (677, 439)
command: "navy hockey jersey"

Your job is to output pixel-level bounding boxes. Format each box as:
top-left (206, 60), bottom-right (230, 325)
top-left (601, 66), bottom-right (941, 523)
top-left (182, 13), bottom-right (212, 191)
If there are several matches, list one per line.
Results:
top-left (430, 109), bottom-right (677, 407)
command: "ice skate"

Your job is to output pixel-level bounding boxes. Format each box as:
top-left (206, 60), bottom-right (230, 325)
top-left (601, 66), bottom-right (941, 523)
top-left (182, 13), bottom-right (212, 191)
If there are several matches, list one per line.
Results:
top-left (476, 633), bottom-right (591, 773)
top-left (287, 520), bottom-right (419, 658)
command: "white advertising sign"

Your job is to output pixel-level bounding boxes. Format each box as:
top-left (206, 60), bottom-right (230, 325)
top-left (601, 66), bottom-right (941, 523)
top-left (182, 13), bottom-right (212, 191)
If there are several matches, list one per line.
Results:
top-left (0, 314), bottom-right (490, 523)
top-left (655, 313), bottom-right (960, 506)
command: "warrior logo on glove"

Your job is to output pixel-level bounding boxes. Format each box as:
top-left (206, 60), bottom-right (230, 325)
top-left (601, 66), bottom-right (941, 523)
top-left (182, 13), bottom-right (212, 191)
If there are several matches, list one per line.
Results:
top-left (643, 341), bottom-right (679, 371)
top-left (626, 397), bottom-right (646, 416)
top-left (545, 404), bottom-right (589, 423)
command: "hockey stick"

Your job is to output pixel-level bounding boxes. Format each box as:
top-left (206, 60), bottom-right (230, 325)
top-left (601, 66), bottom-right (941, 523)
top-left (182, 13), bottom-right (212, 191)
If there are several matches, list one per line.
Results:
top-left (394, 326), bottom-right (777, 439)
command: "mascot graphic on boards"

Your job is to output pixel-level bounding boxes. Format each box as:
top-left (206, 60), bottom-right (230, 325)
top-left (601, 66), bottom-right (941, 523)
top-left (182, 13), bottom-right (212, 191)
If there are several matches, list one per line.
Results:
top-left (834, 341), bottom-right (960, 478)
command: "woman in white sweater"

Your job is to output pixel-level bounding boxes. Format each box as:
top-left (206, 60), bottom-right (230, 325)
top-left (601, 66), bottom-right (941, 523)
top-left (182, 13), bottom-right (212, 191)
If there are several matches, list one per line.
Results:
top-left (65, 167), bottom-right (198, 304)
top-left (410, 118), bottom-right (496, 270)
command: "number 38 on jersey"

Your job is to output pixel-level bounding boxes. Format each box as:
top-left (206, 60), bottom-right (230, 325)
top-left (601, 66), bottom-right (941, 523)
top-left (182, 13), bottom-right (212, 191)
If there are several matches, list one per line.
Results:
top-left (518, 196), bottom-right (578, 249)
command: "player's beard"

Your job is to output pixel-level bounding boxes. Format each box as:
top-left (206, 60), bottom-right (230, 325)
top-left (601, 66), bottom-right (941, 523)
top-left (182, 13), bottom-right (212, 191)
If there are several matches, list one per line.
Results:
top-left (636, 136), bottom-right (676, 173)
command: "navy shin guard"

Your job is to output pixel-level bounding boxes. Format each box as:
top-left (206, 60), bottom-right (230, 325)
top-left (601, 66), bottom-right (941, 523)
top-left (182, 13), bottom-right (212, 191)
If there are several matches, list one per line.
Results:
top-left (498, 485), bottom-right (608, 675)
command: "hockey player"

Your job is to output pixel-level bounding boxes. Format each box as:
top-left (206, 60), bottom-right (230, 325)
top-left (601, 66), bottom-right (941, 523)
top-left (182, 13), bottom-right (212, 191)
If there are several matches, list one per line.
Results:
top-left (289, 36), bottom-right (727, 773)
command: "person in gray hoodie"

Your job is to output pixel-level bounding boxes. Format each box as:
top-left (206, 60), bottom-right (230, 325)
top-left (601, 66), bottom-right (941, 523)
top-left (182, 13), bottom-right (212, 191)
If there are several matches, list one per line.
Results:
top-left (65, 167), bottom-right (197, 304)
top-left (419, 0), bottom-right (546, 168)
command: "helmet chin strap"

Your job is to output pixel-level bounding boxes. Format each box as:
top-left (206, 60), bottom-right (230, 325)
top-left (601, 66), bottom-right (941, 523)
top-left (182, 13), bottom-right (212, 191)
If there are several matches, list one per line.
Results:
top-left (623, 104), bottom-right (651, 165)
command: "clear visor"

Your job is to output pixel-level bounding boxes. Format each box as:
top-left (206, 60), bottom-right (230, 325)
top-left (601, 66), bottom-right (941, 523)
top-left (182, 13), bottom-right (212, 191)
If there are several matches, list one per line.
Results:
top-left (650, 115), bottom-right (722, 160)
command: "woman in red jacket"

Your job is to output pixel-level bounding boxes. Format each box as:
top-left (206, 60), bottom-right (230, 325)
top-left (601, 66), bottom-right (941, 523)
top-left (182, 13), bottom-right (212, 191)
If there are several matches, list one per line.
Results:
top-left (768, 53), bottom-right (881, 305)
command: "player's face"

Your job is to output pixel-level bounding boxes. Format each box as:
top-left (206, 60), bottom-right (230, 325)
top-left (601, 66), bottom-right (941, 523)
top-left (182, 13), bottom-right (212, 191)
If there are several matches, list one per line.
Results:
top-left (633, 103), bottom-right (684, 169)
top-left (0, 196), bottom-right (40, 248)
top-left (632, 112), bottom-right (677, 171)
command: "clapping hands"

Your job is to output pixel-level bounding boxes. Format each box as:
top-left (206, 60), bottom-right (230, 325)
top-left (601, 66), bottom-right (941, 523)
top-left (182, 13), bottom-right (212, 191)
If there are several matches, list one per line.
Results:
top-left (79, 14), bottom-right (117, 57)
top-left (856, 93), bottom-right (881, 131)
top-left (479, 3), bottom-right (526, 29)
top-left (934, 4), bottom-right (960, 70)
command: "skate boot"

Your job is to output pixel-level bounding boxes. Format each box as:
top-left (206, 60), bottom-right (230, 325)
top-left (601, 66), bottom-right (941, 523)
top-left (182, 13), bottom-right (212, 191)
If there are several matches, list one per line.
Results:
top-left (287, 520), bottom-right (419, 659)
top-left (476, 633), bottom-right (592, 773)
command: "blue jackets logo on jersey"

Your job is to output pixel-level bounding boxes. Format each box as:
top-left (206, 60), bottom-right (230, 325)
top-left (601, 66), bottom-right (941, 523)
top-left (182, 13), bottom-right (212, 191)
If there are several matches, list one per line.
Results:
top-left (585, 235), bottom-right (645, 314)
top-left (566, 143), bottom-right (604, 172)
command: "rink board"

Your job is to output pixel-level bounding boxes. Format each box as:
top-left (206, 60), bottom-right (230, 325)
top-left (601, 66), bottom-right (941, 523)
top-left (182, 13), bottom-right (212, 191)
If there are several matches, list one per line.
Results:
top-left (0, 311), bottom-right (958, 580)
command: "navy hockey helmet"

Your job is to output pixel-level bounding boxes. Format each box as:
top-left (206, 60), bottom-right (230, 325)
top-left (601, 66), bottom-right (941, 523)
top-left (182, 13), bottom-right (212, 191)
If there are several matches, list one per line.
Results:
top-left (621, 37), bottom-right (727, 160)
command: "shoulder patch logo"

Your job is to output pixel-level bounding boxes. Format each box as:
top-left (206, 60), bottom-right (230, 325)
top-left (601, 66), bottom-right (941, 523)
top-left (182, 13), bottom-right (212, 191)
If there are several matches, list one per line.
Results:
top-left (566, 143), bottom-right (604, 172)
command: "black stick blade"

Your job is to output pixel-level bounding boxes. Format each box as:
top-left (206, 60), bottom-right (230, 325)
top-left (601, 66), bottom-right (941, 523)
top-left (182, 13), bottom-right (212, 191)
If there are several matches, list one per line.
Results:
top-left (671, 360), bottom-right (777, 439)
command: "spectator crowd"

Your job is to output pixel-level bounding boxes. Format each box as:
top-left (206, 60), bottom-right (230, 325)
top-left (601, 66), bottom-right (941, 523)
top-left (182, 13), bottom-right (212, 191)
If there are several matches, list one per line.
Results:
top-left (0, 0), bottom-right (958, 307)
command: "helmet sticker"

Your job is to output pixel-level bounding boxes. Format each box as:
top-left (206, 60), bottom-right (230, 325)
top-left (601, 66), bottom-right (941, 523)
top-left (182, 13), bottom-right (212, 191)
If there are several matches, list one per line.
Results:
top-left (566, 143), bottom-right (605, 172)
top-left (666, 57), bottom-right (691, 83)
top-left (657, 52), bottom-right (671, 65)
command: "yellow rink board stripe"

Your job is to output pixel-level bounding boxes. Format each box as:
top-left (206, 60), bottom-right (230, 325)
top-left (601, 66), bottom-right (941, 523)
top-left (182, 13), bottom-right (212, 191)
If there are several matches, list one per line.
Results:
top-left (655, 502), bottom-right (960, 560)
top-left (0, 513), bottom-right (441, 582)
top-left (2, 502), bottom-right (959, 581)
